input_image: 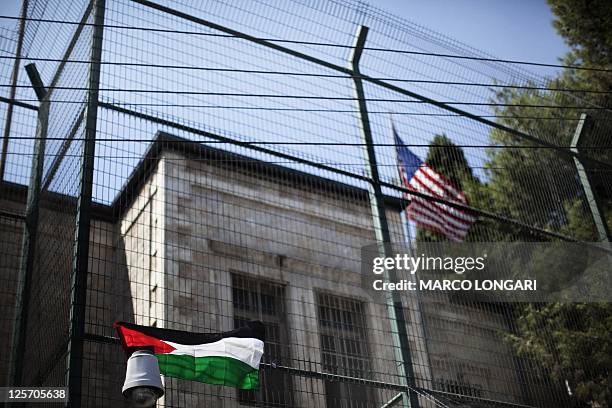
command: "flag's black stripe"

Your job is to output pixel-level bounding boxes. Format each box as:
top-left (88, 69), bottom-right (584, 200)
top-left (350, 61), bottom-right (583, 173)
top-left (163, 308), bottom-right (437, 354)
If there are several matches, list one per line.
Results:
top-left (115, 320), bottom-right (265, 344)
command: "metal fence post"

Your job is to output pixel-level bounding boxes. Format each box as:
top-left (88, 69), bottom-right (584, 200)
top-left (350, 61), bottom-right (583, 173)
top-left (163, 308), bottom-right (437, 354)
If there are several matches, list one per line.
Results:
top-left (570, 113), bottom-right (610, 242)
top-left (66, 0), bottom-right (105, 405)
top-left (349, 25), bottom-right (419, 408)
top-left (10, 94), bottom-right (48, 387)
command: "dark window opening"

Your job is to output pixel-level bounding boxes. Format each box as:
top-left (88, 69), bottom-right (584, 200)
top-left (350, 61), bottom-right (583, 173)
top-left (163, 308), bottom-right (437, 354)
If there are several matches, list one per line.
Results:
top-left (317, 292), bottom-right (375, 408)
top-left (232, 274), bottom-right (292, 407)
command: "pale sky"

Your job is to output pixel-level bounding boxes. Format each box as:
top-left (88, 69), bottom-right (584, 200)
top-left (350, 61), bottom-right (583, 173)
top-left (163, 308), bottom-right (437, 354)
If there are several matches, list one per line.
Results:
top-left (0, 0), bottom-right (570, 68)
top-left (0, 0), bottom-right (573, 199)
top-left (371, 0), bottom-right (569, 73)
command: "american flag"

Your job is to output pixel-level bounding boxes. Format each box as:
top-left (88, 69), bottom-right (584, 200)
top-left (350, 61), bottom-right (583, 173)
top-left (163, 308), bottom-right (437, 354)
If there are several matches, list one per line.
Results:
top-left (394, 127), bottom-right (476, 241)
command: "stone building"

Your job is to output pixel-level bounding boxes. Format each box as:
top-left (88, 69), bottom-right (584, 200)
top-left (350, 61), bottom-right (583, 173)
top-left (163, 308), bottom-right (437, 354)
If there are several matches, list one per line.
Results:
top-left (0, 132), bottom-right (549, 407)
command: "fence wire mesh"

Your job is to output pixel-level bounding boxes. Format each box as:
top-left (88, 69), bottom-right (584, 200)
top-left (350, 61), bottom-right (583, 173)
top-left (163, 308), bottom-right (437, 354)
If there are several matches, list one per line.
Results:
top-left (0, 0), bottom-right (610, 407)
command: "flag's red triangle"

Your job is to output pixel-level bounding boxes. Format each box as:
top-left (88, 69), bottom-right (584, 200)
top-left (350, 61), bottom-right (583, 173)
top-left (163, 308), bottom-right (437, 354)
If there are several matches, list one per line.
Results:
top-left (115, 324), bottom-right (176, 355)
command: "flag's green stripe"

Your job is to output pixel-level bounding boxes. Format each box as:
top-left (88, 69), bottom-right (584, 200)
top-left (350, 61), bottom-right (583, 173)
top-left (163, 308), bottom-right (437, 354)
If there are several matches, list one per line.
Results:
top-left (156, 354), bottom-right (260, 390)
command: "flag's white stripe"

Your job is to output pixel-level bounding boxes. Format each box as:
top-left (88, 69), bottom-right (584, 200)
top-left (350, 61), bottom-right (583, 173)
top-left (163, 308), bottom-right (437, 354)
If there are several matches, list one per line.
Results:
top-left (409, 205), bottom-right (468, 240)
top-left (164, 337), bottom-right (264, 370)
top-left (412, 170), bottom-right (467, 206)
top-left (408, 210), bottom-right (463, 242)
top-left (402, 181), bottom-right (474, 229)
top-left (410, 202), bottom-right (468, 236)
top-left (415, 181), bottom-right (476, 223)
top-left (409, 213), bottom-right (464, 243)
top-left (410, 171), bottom-right (445, 198)
top-left (411, 197), bottom-right (472, 231)
top-left (409, 177), bottom-right (477, 223)
top-left (408, 207), bottom-right (450, 235)
top-left (420, 165), bottom-right (464, 199)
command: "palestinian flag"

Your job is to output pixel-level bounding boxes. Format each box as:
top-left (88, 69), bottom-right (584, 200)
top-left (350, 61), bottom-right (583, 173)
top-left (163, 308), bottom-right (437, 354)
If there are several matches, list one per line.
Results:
top-left (115, 321), bottom-right (265, 389)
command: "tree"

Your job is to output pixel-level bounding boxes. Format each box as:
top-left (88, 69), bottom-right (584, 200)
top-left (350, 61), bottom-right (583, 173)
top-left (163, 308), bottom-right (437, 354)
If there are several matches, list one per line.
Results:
top-left (486, 83), bottom-right (582, 232)
top-left (547, 0), bottom-right (612, 108)
top-left (548, 0), bottom-right (612, 64)
top-left (486, 2), bottom-right (612, 405)
top-left (506, 303), bottom-right (612, 406)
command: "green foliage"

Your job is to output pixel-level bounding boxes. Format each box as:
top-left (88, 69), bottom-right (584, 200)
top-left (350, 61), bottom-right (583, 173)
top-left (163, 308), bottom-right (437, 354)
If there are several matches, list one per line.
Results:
top-left (423, 134), bottom-right (474, 186)
top-left (492, 3), bottom-right (612, 406)
top-left (506, 303), bottom-right (612, 406)
top-left (548, 0), bottom-right (612, 63)
top-left (559, 199), bottom-right (598, 241)
top-left (547, 0), bottom-right (612, 108)
top-left (486, 82), bottom-right (583, 231)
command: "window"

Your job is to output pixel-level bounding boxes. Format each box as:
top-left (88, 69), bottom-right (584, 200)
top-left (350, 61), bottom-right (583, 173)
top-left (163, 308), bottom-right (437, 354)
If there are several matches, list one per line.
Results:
top-left (317, 292), bottom-right (375, 408)
top-left (232, 273), bottom-right (292, 407)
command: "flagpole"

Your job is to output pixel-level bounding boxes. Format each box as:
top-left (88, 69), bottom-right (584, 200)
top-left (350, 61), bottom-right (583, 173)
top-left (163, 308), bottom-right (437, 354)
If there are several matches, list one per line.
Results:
top-left (391, 116), bottom-right (435, 400)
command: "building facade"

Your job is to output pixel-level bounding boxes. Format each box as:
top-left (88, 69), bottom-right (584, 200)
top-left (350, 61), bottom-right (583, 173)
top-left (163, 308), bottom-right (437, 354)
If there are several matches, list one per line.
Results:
top-left (0, 133), bottom-right (551, 407)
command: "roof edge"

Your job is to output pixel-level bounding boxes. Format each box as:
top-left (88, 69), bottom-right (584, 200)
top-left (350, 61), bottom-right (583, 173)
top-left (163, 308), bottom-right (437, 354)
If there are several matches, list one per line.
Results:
top-left (111, 131), bottom-right (406, 218)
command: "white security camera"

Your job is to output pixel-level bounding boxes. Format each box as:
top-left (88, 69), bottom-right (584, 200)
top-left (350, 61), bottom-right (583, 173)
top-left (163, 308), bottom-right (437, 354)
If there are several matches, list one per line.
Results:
top-left (122, 350), bottom-right (164, 407)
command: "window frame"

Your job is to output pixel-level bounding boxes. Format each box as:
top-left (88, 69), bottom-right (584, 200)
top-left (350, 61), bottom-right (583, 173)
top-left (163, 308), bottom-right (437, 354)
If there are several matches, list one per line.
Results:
top-left (315, 290), bottom-right (376, 408)
top-left (231, 272), bottom-right (292, 407)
